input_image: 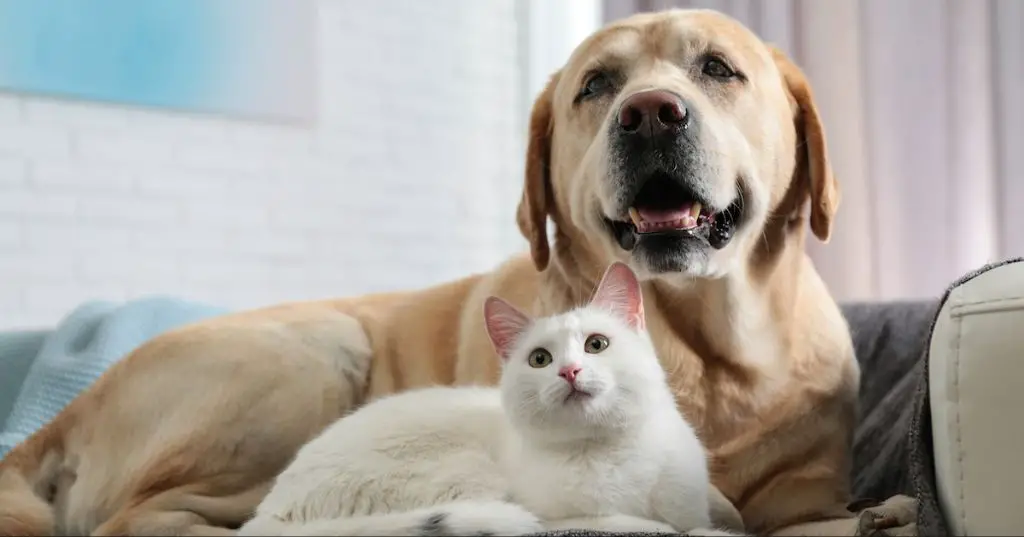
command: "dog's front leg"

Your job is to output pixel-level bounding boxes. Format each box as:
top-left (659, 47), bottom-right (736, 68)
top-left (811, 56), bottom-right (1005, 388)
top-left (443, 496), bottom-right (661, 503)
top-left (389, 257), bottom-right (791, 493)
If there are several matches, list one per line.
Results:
top-left (769, 495), bottom-right (917, 537)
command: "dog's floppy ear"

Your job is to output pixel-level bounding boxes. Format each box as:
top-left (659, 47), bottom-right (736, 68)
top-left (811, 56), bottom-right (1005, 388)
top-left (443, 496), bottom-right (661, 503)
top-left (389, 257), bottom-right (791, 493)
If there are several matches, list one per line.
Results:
top-left (771, 47), bottom-right (839, 242)
top-left (517, 72), bottom-right (561, 270)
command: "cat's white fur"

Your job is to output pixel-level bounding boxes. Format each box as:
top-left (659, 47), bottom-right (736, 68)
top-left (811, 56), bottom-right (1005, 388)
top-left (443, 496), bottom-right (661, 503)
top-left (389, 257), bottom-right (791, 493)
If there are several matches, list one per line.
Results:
top-left (239, 263), bottom-right (741, 536)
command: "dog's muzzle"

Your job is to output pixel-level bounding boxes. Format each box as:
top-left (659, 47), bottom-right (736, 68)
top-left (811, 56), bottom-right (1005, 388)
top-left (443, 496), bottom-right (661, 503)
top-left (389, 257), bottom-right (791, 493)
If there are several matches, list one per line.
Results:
top-left (605, 89), bottom-right (741, 254)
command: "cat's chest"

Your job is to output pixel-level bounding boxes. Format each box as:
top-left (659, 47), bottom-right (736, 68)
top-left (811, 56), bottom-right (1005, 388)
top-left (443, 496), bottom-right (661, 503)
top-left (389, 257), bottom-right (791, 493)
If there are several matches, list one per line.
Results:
top-left (510, 446), bottom-right (660, 520)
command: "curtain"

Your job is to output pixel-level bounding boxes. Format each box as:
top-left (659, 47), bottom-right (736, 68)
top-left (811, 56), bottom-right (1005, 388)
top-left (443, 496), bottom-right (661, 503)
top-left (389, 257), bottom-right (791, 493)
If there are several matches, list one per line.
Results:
top-left (603, 0), bottom-right (1024, 301)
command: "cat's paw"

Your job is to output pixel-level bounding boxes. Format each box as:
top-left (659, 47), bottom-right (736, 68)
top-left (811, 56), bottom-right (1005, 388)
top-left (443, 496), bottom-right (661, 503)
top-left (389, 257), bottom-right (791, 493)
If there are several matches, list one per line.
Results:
top-left (683, 528), bottom-right (749, 537)
top-left (419, 500), bottom-right (544, 536)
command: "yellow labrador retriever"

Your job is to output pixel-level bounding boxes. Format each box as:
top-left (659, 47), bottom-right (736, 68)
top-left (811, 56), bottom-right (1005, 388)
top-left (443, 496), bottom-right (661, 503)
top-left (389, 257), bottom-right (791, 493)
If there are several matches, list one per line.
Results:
top-left (0, 9), bottom-right (913, 537)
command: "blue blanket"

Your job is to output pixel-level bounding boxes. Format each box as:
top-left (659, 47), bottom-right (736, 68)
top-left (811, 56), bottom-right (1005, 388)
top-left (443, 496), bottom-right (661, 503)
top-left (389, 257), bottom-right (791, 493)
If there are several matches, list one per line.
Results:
top-left (0, 297), bottom-right (227, 457)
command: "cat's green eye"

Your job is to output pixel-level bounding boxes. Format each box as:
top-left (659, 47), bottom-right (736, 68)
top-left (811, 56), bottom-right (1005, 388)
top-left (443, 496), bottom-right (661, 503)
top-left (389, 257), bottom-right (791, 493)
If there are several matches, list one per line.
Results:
top-left (528, 348), bottom-right (553, 368)
top-left (584, 334), bottom-right (610, 354)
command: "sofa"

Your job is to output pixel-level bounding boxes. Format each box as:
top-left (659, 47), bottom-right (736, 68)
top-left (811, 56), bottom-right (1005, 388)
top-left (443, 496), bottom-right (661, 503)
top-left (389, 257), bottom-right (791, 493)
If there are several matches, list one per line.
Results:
top-left (1, 258), bottom-right (1022, 536)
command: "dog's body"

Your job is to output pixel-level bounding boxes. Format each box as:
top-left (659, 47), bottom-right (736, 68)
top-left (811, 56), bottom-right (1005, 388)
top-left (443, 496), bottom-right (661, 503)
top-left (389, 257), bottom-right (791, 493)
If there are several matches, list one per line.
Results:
top-left (1, 9), bottom-right (882, 537)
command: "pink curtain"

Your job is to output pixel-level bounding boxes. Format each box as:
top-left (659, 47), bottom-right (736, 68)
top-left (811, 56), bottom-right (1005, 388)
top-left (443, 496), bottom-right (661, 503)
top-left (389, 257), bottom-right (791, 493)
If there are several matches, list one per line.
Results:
top-left (603, 0), bottom-right (1024, 301)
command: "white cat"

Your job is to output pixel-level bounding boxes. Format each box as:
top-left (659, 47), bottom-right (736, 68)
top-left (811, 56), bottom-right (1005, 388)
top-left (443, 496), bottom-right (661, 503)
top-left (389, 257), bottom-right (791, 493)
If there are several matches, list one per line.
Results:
top-left (238, 262), bottom-right (742, 536)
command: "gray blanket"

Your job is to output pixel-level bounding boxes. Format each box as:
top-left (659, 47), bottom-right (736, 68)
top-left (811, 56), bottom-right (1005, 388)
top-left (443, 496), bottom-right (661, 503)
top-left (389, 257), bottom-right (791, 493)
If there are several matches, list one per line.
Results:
top-left (844, 298), bottom-right (942, 534)
top-left (532, 258), bottom-right (1024, 536)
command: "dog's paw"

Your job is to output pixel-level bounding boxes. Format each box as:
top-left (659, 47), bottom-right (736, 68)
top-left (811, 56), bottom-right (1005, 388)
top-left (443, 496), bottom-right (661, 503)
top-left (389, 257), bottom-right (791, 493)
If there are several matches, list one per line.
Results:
top-left (852, 495), bottom-right (917, 537)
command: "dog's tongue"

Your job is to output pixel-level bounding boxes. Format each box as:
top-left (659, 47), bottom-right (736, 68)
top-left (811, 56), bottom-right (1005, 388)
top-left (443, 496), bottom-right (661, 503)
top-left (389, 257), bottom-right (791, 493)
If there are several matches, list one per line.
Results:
top-left (637, 204), bottom-right (693, 224)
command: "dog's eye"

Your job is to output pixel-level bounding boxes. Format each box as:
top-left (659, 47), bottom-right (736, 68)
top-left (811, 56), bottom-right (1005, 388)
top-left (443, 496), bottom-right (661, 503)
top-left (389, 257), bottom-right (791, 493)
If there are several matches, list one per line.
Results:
top-left (702, 57), bottom-right (737, 79)
top-left (577, 72), bottom-right (612, 101)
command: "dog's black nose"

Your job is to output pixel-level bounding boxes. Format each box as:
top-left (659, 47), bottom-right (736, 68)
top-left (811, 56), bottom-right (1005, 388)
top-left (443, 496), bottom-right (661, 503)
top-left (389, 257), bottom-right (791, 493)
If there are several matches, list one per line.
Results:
top-left (617, 90), bottom-right (688, 138)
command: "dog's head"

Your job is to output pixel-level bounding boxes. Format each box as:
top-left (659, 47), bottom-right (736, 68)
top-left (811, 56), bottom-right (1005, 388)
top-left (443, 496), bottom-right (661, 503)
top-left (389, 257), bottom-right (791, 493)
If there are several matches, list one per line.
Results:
top-left (518, 9), bottom-right (838, 282)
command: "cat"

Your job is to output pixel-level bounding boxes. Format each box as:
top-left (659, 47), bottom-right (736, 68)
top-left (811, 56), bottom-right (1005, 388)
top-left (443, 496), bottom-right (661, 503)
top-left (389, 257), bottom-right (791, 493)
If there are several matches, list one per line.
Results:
top-left (238, 262), bottom-right (743, 536)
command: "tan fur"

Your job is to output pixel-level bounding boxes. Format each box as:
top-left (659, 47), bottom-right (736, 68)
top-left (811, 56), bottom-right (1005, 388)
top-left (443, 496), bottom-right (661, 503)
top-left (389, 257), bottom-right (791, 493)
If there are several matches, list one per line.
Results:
top-left (0, 9), bottom-right (860, 537)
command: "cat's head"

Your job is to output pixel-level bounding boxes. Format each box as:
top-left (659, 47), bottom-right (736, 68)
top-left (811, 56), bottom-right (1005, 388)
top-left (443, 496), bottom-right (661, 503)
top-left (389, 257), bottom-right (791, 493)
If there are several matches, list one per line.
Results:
top-left (484, 262), bottom-right (668, 442)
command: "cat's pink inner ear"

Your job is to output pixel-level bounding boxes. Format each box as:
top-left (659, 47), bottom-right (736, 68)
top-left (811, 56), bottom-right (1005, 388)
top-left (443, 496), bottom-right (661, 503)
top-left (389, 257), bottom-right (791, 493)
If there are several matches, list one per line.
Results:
top-left (483, 296), bottom-right (532, 360)
top-left (591, 262), bottom-right (645, 330)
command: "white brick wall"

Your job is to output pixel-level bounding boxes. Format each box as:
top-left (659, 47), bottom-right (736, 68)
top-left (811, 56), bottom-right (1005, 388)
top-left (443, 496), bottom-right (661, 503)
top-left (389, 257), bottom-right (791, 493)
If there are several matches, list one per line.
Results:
top-left (0, 0), bottom-right (530, 328)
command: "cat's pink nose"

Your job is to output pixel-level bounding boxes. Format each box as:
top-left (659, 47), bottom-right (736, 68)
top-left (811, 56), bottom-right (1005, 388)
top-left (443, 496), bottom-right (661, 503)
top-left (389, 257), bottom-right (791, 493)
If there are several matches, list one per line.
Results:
top-left (558, 365), bottom-right (582, 384)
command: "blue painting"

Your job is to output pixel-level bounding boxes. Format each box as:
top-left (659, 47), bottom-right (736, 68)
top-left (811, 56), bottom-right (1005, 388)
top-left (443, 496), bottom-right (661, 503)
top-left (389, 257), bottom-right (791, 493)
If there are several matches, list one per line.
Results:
top-left (0, 0), bottom-right (314, 121)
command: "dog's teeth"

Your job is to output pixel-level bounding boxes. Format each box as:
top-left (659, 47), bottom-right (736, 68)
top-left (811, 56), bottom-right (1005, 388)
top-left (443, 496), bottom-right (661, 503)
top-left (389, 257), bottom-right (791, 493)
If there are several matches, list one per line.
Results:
top-left (632, 212), bottom-right (706, 233)
top-left (690, 203), bottom-right (702, 219)
top-left (628, 207), bottom-right (643, 227)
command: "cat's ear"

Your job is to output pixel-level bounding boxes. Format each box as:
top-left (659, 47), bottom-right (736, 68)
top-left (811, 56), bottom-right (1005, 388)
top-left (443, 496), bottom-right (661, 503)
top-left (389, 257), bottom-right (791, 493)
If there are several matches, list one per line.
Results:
top-left (591, 262), bottom-right (645, 331)
top-left (483, 296), bottom-right (532, 361)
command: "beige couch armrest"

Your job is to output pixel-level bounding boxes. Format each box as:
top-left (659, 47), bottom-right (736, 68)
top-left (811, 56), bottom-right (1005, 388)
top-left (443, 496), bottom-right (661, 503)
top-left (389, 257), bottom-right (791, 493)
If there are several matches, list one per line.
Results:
top-left (930, 260), bottom-right (1024, 536)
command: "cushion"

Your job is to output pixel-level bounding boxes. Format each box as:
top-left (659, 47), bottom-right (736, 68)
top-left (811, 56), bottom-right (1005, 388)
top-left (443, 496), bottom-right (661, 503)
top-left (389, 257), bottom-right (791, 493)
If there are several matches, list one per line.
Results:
top-left (929, 257), bottom-right (1024, 535)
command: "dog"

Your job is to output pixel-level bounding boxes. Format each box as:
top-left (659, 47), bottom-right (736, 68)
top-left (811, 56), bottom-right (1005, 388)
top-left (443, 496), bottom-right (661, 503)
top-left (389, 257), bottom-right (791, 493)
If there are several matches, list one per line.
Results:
top-left (0, 9), bottom-right (914, 537)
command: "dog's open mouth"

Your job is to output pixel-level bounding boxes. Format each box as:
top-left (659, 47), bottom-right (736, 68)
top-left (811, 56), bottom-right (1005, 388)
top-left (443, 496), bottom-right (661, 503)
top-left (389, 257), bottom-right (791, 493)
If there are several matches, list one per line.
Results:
top-left (627, 183), bottom-right (714, 234)
top-left (606, 173), bottom-right (742, 251)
